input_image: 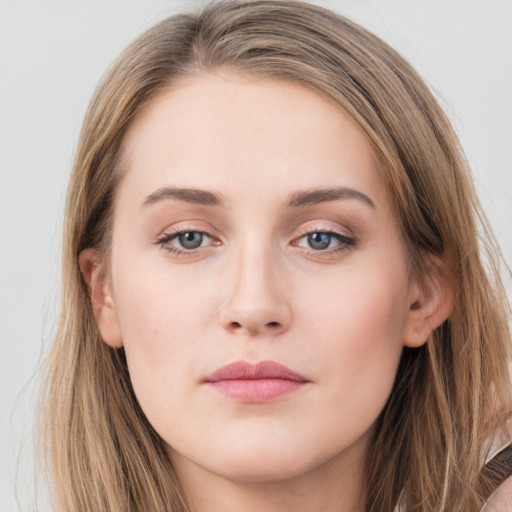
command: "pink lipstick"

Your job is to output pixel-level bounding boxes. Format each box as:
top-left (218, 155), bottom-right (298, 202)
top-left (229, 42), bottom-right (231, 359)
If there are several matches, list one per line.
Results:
top-left (203, 360), bottom-right (310, 402)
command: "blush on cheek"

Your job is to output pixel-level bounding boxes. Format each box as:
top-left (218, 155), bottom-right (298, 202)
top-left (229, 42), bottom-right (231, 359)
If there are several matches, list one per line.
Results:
top-left (300, 269), bottom-right (407, 404)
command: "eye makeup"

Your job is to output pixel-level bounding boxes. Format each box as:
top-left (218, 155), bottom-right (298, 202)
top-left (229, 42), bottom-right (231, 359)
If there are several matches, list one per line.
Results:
top-left (153, 222), bottom-right (357, 260)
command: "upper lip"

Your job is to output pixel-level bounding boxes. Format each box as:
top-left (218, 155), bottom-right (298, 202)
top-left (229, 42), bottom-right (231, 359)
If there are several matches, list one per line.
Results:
top-left (204, 360), bottom-right (310, 383)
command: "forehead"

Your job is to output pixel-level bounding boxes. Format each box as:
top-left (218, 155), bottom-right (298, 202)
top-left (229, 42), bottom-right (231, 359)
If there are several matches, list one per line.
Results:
top-left (117, 72), bottom-right (388, 212)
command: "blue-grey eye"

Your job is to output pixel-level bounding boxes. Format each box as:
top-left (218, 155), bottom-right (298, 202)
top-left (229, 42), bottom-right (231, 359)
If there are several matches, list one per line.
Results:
top-left (307, 232), bottom-right (333, 250)
top-left (178, 232), bottom-right (204, 249)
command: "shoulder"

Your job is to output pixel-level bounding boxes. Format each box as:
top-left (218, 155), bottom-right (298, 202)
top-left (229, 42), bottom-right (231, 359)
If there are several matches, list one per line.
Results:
top-left (482, 474), bottom-right (512, 511)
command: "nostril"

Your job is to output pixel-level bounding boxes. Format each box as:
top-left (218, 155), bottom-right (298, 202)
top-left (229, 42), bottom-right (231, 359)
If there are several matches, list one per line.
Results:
top-left (228, 320), bottom-right (281, 332)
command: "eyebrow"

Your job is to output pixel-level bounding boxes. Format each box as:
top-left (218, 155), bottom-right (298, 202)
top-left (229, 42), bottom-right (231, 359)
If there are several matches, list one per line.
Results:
top-left (287, 187), bottom-right (375, 209)
top-left (142, 187), bottom-right (224, 208)
top-left (141, 185), bottom-right (375, 210)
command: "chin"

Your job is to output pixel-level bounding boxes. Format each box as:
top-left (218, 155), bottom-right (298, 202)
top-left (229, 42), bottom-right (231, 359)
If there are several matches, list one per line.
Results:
top-left (198, 431), bottom-right (346, 485)
top-left (214, 454), bottom-right (319, 484)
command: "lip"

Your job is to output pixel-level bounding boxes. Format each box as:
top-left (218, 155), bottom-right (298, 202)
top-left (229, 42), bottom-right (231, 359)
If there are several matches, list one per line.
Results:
top-left (203, 360), bottom-right (310, 402)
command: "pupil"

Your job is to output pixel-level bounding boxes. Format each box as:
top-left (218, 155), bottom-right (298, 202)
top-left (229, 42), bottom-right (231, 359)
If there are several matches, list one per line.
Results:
top-left (179, 232), bottom-right (203, 249)
top-left (308, 232), bottom-right (331, 250)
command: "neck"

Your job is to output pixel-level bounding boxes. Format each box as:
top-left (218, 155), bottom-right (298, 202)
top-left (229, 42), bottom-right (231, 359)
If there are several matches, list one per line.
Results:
top-left (167, 441), bottom-right (367, 512)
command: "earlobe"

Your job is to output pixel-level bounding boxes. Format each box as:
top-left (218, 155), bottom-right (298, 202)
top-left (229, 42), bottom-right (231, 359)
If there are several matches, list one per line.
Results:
top-left (78, 248), bottom-right (123, 349)
top-left (403, 256), bottom-right (454, 348)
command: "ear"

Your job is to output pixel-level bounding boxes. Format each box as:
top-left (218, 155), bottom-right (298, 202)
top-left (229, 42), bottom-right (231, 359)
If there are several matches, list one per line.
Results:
top-left (79, 248), bottom-right (123, 348)
top-left (403, 255), bottom-right (454, 348)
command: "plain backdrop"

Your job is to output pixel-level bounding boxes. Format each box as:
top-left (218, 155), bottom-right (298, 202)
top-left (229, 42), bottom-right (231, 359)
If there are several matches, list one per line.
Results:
top-left (1, 1), bottom-right (511, 510)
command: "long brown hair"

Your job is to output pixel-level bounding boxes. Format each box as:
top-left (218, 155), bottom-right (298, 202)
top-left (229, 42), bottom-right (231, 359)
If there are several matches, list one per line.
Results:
top-left (39, 1), bottom-right (511, 510)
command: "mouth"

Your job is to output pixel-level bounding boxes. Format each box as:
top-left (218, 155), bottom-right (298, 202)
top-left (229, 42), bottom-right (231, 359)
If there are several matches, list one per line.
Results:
top-left (203, 360), bottom-right (311, 403)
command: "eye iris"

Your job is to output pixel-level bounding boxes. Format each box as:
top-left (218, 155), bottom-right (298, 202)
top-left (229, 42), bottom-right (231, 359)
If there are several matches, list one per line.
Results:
top-left (307, 232), bottom-right (331, 250)
top-left (178, 232), bottom-right (203, 249)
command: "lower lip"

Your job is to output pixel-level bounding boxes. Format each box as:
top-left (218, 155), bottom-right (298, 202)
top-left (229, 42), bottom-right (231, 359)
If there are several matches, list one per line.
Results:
top-left (206, 379), bottom-right (307, 402)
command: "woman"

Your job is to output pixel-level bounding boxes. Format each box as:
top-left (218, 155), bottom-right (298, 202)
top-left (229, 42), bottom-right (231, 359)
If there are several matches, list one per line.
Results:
top-left (39, 1), bottom-right (512, 510)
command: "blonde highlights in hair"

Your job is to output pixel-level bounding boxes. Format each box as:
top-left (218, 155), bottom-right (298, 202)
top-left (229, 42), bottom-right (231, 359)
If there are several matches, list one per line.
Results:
top-left (40, 1), bottom-right (511, 510)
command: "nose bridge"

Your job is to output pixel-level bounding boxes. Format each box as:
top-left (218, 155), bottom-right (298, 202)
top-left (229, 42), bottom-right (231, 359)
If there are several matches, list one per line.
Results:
top-left (234, 238), bottom-right (275, 300)
top-left (219, 233), bottom-right (291, 336)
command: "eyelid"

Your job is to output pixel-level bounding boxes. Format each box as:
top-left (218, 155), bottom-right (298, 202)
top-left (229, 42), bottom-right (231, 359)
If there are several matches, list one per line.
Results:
top-left (152, 220), bottom-right (357, 258)
top-left (294, 222), bottom-right (352, 238)
top-left (153, 222), bottom-right (222, 254)
top-left (290, 222), bottom-right (357, 257)
top-left (154, 221), bottom-right (219, 241)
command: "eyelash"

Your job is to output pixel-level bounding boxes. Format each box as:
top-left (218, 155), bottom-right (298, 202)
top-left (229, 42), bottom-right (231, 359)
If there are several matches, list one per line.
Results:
top-left (292, 227), bottom-right (357, 257)
top-left (154, 226), bottom-right (357, 257)
top-left (154, 225), bottom-right (217, 256)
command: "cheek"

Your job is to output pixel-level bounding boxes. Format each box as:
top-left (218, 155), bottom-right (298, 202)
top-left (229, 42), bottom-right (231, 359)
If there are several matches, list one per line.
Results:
top-left (297, 262), bottom-right (408, 420)
top-left (300, 260), bottom-right (409, 346)
top-left (111, 259), bottom-right (217, 405)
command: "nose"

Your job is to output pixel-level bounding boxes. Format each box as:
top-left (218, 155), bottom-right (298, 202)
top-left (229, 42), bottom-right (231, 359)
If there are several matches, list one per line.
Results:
top-left (218, 245), bottom-right (292, 337)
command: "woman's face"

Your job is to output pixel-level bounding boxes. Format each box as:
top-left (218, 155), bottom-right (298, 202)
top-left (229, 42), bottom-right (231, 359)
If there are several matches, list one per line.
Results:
top-left (100, 73), bottom-right (423, 486)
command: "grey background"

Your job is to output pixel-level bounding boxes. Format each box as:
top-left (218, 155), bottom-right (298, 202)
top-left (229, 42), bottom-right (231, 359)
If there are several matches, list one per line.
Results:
top-left (1, 1), bottom-right (511, 510)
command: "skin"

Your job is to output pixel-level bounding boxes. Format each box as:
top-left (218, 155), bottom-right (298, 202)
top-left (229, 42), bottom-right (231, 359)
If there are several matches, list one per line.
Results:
top-left (483, 477), bottom-right (512, 511)
top-left (81, 72), bottom-right (451, 512)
